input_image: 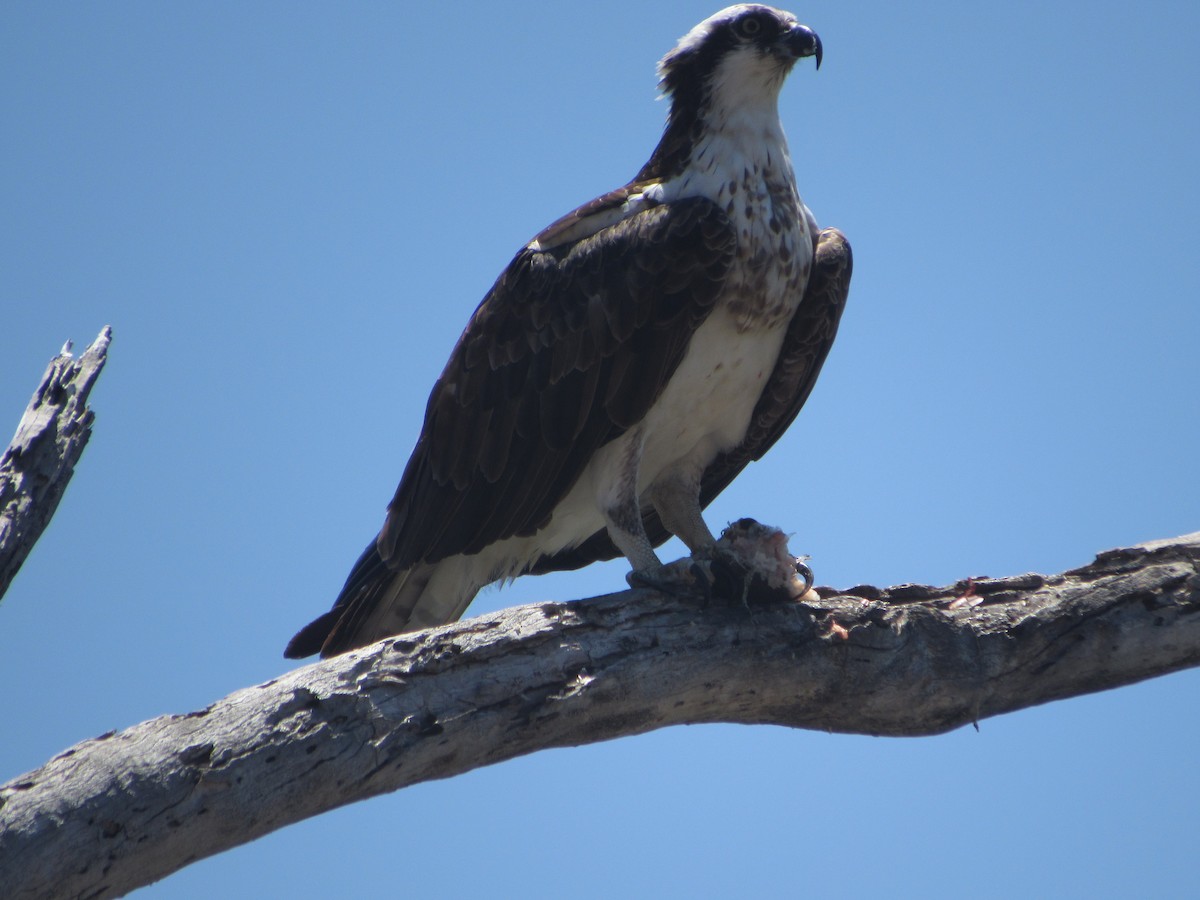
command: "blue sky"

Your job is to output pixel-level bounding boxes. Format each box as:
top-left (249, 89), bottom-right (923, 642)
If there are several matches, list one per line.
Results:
top-left (3, 2), bottom-right (1198, 897)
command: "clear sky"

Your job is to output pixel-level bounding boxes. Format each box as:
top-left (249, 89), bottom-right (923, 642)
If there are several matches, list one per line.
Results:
top-left (3, 2), bottom-right (1198, 897)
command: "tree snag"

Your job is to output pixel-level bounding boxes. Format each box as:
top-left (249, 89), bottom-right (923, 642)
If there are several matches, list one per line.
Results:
top-left (1, 530), bottom-right (1197, 898)
top-left (0, 327), bottom-right (112, 602)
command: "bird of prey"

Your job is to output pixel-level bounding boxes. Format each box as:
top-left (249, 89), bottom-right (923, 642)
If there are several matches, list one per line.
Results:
top-left (285, 4), bottom-right (852, 659)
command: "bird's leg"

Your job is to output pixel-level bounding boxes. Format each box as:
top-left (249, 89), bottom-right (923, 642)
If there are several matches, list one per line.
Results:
top-left (647, 471), bottom-right (718, 558)
top-left (599, 434), bottom-right (707, 598)
top-left (604, 495), bottom-right (663, 575)
top-left (619, 470), bottom-right (718, 598)
top-left (606, 500), bottom-right (687, 594)
top-left (596, 426), bottom-right (666, 582)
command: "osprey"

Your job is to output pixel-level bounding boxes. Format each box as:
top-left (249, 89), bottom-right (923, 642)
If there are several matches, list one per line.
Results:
top-left (285, 4), bottom-right (852, 659)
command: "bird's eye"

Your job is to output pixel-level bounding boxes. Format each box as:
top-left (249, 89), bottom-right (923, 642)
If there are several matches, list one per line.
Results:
top-left (738, 17), bottom-right (762, 37)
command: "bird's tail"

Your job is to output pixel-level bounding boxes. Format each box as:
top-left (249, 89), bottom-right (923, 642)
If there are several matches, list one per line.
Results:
top-left (284, 540), bottom-right (476, 659)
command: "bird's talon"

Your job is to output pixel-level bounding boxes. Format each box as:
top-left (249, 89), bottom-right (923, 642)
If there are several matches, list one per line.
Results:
top-left (626, 568), bottom-right (681, 596)
top-left (795, 559), bottom-right (814, 594)
top-left (626, 570), bottom-right (659, 591)
top-left (627, 562), bottom-right (713, 601)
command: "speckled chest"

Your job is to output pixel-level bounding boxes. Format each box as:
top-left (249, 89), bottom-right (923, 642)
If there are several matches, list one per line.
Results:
top-left (718, 164), bottom-right (811, 330)
top-left (665, 128), bottom-right (813, 332)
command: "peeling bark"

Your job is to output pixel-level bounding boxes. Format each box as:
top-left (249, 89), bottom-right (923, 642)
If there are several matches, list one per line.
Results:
top-left (1, 531), bottom-right (1197, 898)
top-left (0, 328), bottom-right (112, 601)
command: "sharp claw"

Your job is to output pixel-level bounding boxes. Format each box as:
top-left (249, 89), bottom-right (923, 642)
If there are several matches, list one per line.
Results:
top-left (627, 564), bottom-right (709, 600)
top-left (795, 559), bottom-right (814, 594)
top-left (626, 568), bottom-right (682, 597)
top-left (626, 570), bottom-right (659, 591)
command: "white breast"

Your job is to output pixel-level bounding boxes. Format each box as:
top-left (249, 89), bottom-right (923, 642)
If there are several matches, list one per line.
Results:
top-left (636, 306), bottom-right (787, 485)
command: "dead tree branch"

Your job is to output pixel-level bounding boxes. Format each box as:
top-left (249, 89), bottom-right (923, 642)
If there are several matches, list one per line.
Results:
top-left (1, 531), bottom-right (1197, 898)
top-left (0, 328), bottom-right (112, 601)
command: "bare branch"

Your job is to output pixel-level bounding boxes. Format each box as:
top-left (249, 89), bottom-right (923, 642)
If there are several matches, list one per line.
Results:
top-left (1, 531), bottom-right (1197, 898)
top-left (0, 328), bottom-right (112, 601)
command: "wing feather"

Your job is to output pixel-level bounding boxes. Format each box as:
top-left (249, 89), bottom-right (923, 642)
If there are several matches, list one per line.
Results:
top-left (529, 225), bottom-right (853, 574)
top-left (377, 196), bottom-right (736, 570)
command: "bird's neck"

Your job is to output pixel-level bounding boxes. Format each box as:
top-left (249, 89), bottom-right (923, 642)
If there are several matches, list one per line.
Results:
top-left (638, 87), bottom-right (791, 189)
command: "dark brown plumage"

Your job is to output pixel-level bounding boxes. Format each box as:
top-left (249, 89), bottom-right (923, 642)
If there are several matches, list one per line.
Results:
top-left (285, 5), bottom-right (848, 660)
top-left (382, 199), bottom-right (736, 568)
top-left (529, 225), bottom-right (852, 575)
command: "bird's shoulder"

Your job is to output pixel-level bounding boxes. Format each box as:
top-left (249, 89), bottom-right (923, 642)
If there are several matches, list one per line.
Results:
top-left (452, 182), bottom-right (737, 376)
top-left (528, 180), bottom-right (663, 252)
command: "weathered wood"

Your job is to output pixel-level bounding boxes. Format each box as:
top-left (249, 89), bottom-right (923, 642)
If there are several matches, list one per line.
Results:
top-left (0, 328), bottom-right (112, 601)
top-left (1, 531), bottom-right (1196, 899)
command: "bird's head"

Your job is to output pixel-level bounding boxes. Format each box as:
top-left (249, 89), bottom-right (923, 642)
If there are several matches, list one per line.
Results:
top-left (657, 5), bottom-right (822, 112)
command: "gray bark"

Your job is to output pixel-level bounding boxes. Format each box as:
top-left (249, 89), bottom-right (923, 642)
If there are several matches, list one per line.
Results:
top-left (0, 328), bottom-right (112, 601)
top-left (1, 530), bottom-right (1197, 899)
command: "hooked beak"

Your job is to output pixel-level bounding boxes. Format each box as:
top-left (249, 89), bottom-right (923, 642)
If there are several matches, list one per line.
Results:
top-left (784, 24), bottom-right (823, 70)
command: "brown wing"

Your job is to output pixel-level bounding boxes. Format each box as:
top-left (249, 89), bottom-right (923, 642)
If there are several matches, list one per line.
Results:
top-left (285, 196), bottom-right (735, 659)
top-left (284, 196), bottom-right (735, 659)
top-left (377, 196), bottom-right (736, 570)
top-left (530, 225), bottom-right (852, 574)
